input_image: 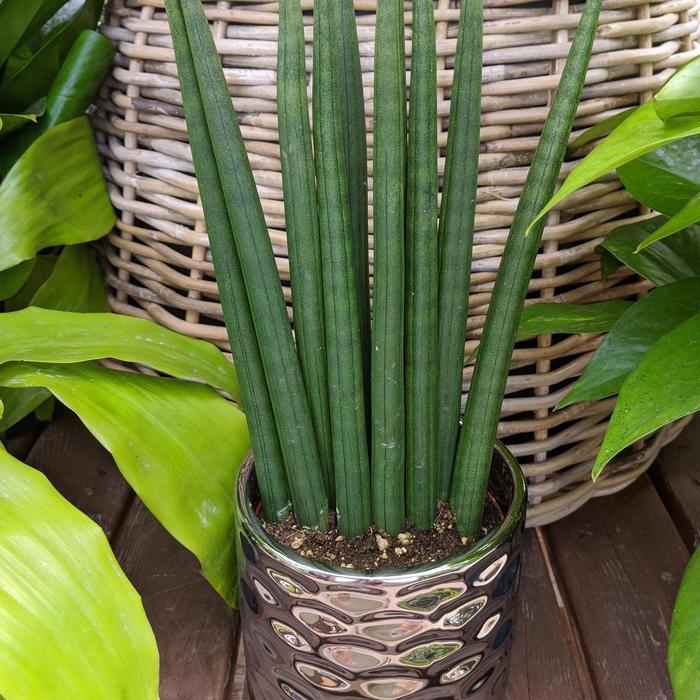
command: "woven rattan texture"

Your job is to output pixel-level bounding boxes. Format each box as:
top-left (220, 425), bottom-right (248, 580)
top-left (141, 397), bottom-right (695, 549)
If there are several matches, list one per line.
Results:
top-left (95, 0), bottom-right (699, 526)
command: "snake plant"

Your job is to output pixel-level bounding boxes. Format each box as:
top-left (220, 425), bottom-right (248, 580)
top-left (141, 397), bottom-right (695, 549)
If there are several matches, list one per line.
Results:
top-left (167, 0), bottom-right (602, 537)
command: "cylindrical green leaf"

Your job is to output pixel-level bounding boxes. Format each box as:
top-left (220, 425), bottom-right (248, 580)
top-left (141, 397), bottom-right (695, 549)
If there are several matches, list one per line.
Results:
top-left (451, 0), bottom-right (602, 536)
top-left (278, 0), bottom-right (333, 499)
top-left (371, 0), bottom-right (406, 534)
top-left (313, 0), bottom-right (371, 537)
top-left (405, 0), bottom-right (438, 530)
top-left (435, 0), bottom-right (483, 499)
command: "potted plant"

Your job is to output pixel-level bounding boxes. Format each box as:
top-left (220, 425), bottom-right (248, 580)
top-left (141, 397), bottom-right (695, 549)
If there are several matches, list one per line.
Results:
top-left (160, 0), bottom-right (601, 697)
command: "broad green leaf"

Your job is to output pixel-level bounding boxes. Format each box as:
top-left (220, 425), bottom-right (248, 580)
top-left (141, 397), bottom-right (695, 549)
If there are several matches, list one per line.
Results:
top-left (617, 136), bottom-right (700, 216)
top-left (0, 0), bottom-right (103, 114)
top-left (518, 300), bottom-right (632, 338)
top-left (3, 255), bottom-right (57, 311)
top-left (30, 245), bottom-right (108, 312)
top-left (0, 117), bottom-right (115, 269)
top-left (0, 387), bottom-right (50, 432)
top-left (0, 112), bottom-right (37, 137)
top-left (0, 260), bottom-right (35, 302)
top-left (0, 445), bottom-right (159, 699)
top-left (669, 546), bottom-right (700, 700)
top-left (560, 279), bottom-right (700, 407)
top-left (0, 0), bottom-right (44, 66)
top-left (0, 307), bottom-right (239, 399)
top-left (0, 30), bottom-right (115, 172)
top-left (530, 101), bottom-right (700, 231)
top-left (597, 217), bottom-right (700, 286)
top-left (636, 191), bottom-right (700, 251)
top-left (0, 362), bottom-right (251, 605)
top-left (567, 107), bottom-right (635, 155)
top-left (654, 55), bottom-right (700, 121)
top-left (592, 311), bottom-right (700, 478)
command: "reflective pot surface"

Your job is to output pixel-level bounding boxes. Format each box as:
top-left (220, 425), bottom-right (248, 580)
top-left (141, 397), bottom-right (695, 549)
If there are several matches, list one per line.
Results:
top-left (236, 443), bottom-right (526, 700)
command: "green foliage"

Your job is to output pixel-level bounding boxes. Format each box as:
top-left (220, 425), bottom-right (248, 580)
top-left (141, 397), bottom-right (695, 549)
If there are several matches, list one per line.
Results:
top-left (0, 361), bottom-right (250, 605)
top-left (0, 117), bottom-right (115, 271)
top-left (653, 55), bottom-right (700, 120)
top-left (592, 312), bottom-right (700, 477)
top-left (669, 546), bottom-right (700, 700)
top-left (371, 0), bottom-right (406, 533)
top-left (435, 0), bottom-right (483, 499)
top-left (597, 217), bottom-right (700, 286)
top-left (518, 300), bottom-right (632, 338)
top-left (0, 445), bottom-right (159, 699)
top-left (277, 0), bottom-right (333, 498)
top-left (313, 0), bottom-right (371, 536)
top-left (451, 0), bottom-right (602, 536)
top-left (559, 280), bottom-right (700, 408)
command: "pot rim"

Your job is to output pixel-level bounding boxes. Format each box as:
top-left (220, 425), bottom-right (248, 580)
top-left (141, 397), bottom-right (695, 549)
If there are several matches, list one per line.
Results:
top-left (237, 441), bottom-right (526, 584)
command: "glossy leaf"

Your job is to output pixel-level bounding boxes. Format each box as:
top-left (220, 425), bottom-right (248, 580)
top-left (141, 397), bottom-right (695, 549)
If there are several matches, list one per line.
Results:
top-left (592, 311), bottom-right (700, 478)
top-left (654, 55), bottom-right (700, 121)
top-left (0, 445), bottom-right (159, 699)
top-left (3, 255), bottom-right (56, 311)
top-left (0, 117), bottom-right (115, 270)
top-left (669, 546), bottom-right (700, 700)
top-left (567, 107), bottom-right (635, 155)
top-left (518, 300), bottom-right (632, 337)
top-left (0, 112), bottom-right (37, 137)
top-left (0, 30), bottom-right (115, 172)
top-left (0, 0), bottom-right (103, 114)
top-left (560, 279), bottom-right (700, 407)
top-left (617, 135), bottom-right (700, 216)
top-left (0, 386), bottom-right (50, 432)
top-left (0, 361), bottom-right (251, 605)
top-left (597, 217), bottom-right (700, 286)
top-left (0, 306), bottom-right (239, 398)
top-left (29, 245), bottom-right (108, 312)
top-left (636, 191), bottom-right (700, 251)
top-left (531, 101), bottom-right (700, 231)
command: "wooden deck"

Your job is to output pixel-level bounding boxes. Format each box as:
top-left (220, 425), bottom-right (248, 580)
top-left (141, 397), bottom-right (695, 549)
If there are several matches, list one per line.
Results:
top-left (7, 409), bottom-right (699, 699)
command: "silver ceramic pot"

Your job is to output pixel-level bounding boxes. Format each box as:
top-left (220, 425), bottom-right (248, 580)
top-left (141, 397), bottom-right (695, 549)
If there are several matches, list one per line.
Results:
top-left (236, 443), bottom-right (526, 700)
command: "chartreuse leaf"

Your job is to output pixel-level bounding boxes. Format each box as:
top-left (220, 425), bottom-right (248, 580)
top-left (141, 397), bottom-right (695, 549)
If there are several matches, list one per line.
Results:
top-left (0, 260), bottom-right (35, 302)
top-left (560, 279), bottom-right (700, 408)
top-left (0, 306), bottom-right (239, 399)
top-left (617, 136), bottom-right (700, 217)
top-left (3, 255), bottom-right (57, 311)
top-left (0, 117), bottom-right (115, 269)
top-left (636, 192), bottom-right (700, 251)
top-left (567, 107), bottom-right (635, 155)
top-left (669, 546), bottom-right (700, 700)
top-left (592, 311), bottom-right (700, 478)
top-left (654, 55), bottom-right (700, 121)
top-left (0, 112), bottom-right (37, 137)
top-left (0, 445), bottom-right (159, 699)
top-left (451, 0), bottom-right (602, 536)
top-left (0, 387), bottom-right (50, 432)
top-left (0, 362), bottom-right (250, 605)
top-left (531, 101), bottom-right (700, 231)
top-left (518, 300), bottom-right (632, 338)
top-left (597, 217), bottom-right (700, 285)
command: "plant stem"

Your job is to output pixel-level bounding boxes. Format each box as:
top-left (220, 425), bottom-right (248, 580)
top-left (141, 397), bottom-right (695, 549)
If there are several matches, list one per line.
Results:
top-left (337, 0), bottom-right (371, 413)
top-left (405, 0), bottom-right (438, 530)
top-left (371, 0), bottom-right (406, 534)
top-left (451, 0), bottom-right (602, 536)
top-left (278, 0), bottom-right (333, 501)
top-left (165, 0), bottom-right (291, 522)
top-left (313, 0), bottom-right (371, 536)
top-left (435, 0), bottom-right (483, 499)
top-left (174, 0), bottom-right (328, 530)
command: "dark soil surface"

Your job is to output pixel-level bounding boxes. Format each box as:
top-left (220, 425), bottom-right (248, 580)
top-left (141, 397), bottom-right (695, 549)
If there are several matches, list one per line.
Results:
top-left (263, 496), bottom-right (503, 570)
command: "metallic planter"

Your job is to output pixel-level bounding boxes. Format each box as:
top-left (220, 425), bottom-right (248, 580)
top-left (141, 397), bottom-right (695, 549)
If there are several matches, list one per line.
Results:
top-left (236, 443), bottom-right (526, 700)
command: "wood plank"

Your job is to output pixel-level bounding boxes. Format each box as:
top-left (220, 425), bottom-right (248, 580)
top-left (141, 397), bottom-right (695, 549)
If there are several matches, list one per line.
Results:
top-left (114, 498), bottom-right (239, 700)
top-left (23, 409), bottom-right (132, 538)
top-left (548, 476), bottom-right (688, 699)
top-left (504, 529), bottom-right (595, 699)
top-left (651, 416), bottom-right (700, 551)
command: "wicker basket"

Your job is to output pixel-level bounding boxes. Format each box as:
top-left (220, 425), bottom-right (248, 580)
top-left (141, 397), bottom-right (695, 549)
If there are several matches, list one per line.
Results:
top-left (94, 0), bottom-right (698, 527)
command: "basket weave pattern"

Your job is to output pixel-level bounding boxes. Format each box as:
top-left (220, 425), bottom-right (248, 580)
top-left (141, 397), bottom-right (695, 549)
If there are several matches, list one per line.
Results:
top-left (95, 0), bottom-right (698, 526)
